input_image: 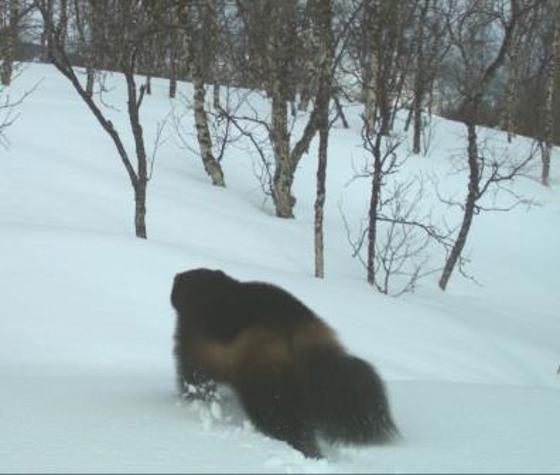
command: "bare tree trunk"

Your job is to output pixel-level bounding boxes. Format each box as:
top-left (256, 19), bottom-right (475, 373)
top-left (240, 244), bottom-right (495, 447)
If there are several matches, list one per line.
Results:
top-left (271, 94), bottom-right (295, 217)
top-left (439, 122), bottom-right (479, 290)
top-left (542, 144), bottom-right (552, 188)
top-left (84, 11), bottom-right (96, 97)
top-left (145, 75), bottom-right (151, 95)
top-left (1, 0), bottom-right (18, 86)
top-left (193, 74), bottom-right (225, 186)
top-left (209, 0), bottom-right (221, 110)
top-left (213, 83), bottom-right (220, 109)
top-left (40, 0), bottom-right (53, 62)
top-left (333, 92), bottom-right (349, 128)
top-left (378, 81), bottom-right (392, 136)
top-left (412, 92), bottom-right (422, 154)
top-left (134, 178), bottom-right (147, 239)
top-left (363, 0), bottom-right (381, 135)
top-left (411, 0), bottom-right (429, 155)
top-left (40, 1), bottom-right (150, 239)
top-left (267, 1), bottom-right (297, 217)
top-left (73, 0), bottom-right (95, 97)
top-left (169, 39), bottom-right (177, 98)
top-left (364, 57), bottom-right (377, 135)
top-left (271, 87), bottom-right (323, 219)
top-left (125, 69), bottom-right (148, 238)
top-left (314, 0), bottom-right (333, 279)
top-left (58, 0), bottom-right (68, 50)
top-left (367, 134), bottom-right (383, 286)
top-left (235, 0), bottom-right (321, 218)
top-left (185, 0), bottom-right (225, 188)
top-left (542, 7), bottom-right (560, 187)
top-left (85, 67), bottom-right (94, 96)
top-left (364, 0), bottom-right (400, 138)
top-left (438, 0), bottom-right (521, 290)
top-left (504, 64), bottom-right (516, 143)
top-left (169, 2), bottom-right (179, 99)
top-left (297, 3), bottom-right (318, 113)
top-left (314, 124), bottom-right (328, 278)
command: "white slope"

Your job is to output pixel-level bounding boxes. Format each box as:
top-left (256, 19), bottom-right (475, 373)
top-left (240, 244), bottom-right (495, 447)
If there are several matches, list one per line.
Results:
top-left (0, 63), bottom-right (559, 473)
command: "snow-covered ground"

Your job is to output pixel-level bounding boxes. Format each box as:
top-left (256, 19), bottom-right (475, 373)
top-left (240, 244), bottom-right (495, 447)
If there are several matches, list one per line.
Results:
top-left (0, 64), bottom-right (559, 473)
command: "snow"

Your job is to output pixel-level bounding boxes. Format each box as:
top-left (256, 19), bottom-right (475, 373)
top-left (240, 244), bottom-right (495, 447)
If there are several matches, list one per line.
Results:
top-left (0, 63), bottom-right (559, 473)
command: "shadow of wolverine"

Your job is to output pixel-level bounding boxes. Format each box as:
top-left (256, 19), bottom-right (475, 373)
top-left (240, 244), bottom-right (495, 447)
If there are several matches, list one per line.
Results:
top-left (170, 268), bottom-right (398, 458)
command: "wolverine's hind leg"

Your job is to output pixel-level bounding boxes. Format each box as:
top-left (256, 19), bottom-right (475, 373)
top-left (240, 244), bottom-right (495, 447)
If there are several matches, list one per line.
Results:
top-left (233, 362), bottom-right (322, 458)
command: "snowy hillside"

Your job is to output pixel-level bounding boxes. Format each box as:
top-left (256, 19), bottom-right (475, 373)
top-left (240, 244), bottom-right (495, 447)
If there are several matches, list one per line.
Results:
top-left (0, 64), bottom-right (559, 473)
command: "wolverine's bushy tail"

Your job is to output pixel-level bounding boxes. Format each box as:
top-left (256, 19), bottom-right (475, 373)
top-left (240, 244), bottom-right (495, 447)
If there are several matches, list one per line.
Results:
top-left (303, 348), bottom-right (398, 444)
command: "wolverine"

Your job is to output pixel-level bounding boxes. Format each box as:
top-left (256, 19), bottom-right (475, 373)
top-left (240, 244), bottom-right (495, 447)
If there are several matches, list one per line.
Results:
top-left (170, 267), bottom-right (398, 458)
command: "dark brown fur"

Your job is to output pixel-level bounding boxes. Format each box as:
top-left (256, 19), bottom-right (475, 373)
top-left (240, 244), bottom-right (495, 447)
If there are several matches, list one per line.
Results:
top-left (170, 268), bottom-right (398, 458)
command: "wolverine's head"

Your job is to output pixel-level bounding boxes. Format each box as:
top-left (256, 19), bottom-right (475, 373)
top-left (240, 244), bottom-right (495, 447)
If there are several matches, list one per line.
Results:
top-left (170, 268), bottom-right (231, 311)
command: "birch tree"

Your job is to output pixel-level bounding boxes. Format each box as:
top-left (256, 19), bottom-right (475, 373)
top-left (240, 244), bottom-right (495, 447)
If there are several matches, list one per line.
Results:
top-left (38, 0), bottom-right (168, 239)
top-left (1, 0), bottom-right (19, 86)
top-left (361, 1), bottom-right (412, 286)
top-left (541, 2), bottom-right (560, 187)
top-left (313, 0), bottom-right (333, 279)
top-left (438, 0), bottom-right (532, 291)
top-left (408, 0), bottom-right (448, 155)
top-left (233, 0), bottom-right (330, 218)
top-left (182, 0), bottom-right (225, 187)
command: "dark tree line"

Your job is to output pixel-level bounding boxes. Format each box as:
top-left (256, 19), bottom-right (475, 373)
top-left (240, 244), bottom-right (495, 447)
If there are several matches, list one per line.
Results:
top-left (0, 0), bottom-right (556, 292)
